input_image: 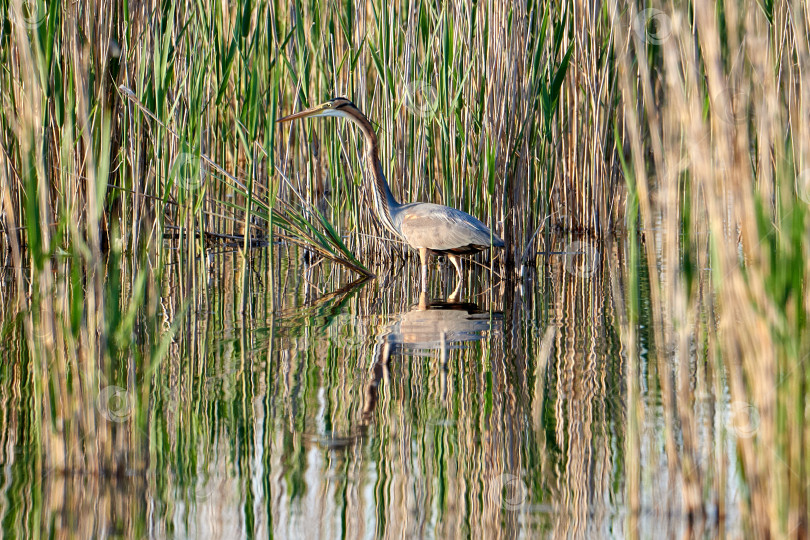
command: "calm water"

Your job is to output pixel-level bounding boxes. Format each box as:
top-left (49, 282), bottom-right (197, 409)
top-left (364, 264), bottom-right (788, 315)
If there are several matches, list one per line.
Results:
top-left (0, 237), bottom-right (741, 538)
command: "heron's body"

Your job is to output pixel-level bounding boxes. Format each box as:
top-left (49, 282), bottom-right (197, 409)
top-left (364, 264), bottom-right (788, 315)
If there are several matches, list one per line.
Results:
top-left (278, 97), bottom-right (504, 297)
top-left (395, 202), bottom-right (498, 254)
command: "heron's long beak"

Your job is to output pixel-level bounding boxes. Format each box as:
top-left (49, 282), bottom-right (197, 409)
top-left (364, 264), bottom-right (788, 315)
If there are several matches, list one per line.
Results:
top-left (276, 102), bottom-right (332, 123)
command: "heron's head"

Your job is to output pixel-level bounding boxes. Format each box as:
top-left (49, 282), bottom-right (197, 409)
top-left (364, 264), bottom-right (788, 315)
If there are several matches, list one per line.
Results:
top-left (277, 97), bottom-right (360, 123)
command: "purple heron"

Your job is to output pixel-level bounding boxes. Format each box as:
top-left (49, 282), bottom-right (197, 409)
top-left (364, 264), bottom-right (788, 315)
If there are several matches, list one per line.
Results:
top-left (278, 97), bottom-right (504, 295)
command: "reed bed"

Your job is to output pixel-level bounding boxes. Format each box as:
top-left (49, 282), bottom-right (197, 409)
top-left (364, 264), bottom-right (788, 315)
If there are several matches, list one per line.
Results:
top-left (0, 241), bottom-right (637, 538)
top-left (0, 0), bottom-right (577, 479)
top-left (0, 0), bottom-right (809, 537)
top-left (610, 0), bottom-right (810, 537)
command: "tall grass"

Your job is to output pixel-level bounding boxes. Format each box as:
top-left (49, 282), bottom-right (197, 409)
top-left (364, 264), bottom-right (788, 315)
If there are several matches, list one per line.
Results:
top-left (1, 0), bottom-right (810, 537)
top-left (0, 241), bottom-right (639, 538)
top-left (0, 0), bottom-right (577, 474)
top-left (611, 0), bottom-right (810, 536)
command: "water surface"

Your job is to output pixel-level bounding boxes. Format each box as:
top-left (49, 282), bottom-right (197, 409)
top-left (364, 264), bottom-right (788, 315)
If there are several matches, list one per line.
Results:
top-left (0, 238), bottom-right (741, 538)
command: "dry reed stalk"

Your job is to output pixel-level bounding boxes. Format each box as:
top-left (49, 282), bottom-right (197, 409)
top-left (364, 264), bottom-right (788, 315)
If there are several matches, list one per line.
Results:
top-left (610, 0), bottom-right (810, 535)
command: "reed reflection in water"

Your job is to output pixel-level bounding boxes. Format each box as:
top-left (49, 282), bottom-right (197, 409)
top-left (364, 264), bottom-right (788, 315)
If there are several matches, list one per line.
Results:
top-left (0, 238), bottom-right (740, 538)
top-left (320, 295), bottom-right (502, 446)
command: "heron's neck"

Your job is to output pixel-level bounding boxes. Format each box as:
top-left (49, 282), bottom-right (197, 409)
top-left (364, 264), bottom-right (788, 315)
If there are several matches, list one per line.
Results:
top-left (366, 153), bottom-right (400, 219)
top-left (351, 115), bottom-right (401, 235)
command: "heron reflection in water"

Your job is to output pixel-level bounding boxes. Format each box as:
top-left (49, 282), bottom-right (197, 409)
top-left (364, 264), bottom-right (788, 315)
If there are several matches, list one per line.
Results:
top-left (278, 98), bottom-right (504, 300)
top-left (318, 294), bottom-right (502, 449)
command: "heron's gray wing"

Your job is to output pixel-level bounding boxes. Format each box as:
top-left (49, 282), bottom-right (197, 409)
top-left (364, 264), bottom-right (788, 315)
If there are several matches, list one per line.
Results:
top-left (396, 203), bottom-right (502, 251)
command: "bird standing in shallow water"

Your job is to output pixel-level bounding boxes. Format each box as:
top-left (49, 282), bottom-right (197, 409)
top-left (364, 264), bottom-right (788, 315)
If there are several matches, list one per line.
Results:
top-left (278, 97), bottom-right (504, 299)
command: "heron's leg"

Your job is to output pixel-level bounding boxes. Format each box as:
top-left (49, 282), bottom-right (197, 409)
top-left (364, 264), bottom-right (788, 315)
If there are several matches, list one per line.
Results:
top-left (419, 247), bottom-right (429, 292)
top-left (448, 255), bottom-right (463, 302)
top-left (448, 255), bottom-right (463, 280)
top-left (448, 280), bottom-right (462, 303)
top-left (418, 291), bottom-right (428, 310)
